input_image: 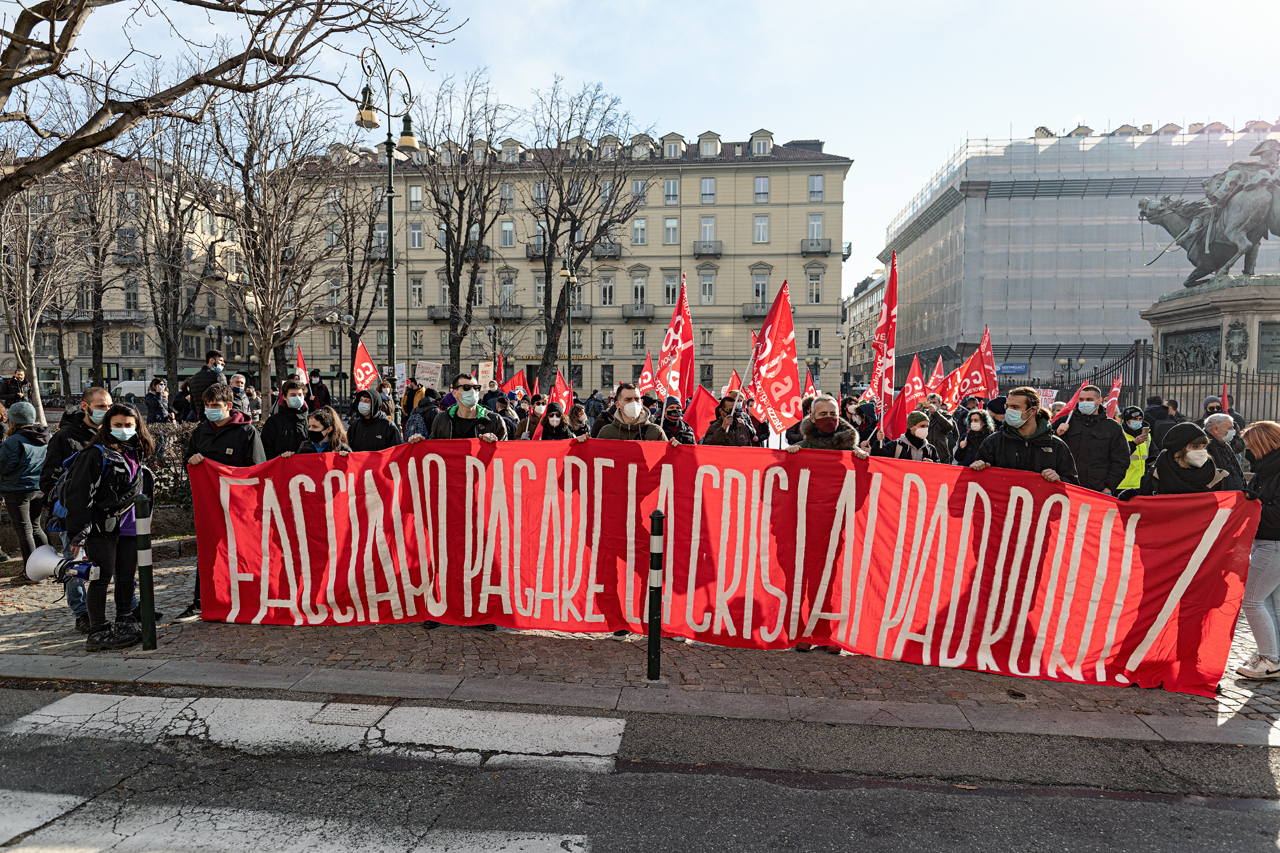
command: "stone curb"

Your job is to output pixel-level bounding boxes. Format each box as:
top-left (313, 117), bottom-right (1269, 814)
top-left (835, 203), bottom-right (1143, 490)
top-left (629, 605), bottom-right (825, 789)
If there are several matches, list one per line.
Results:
top-left (0, 652), bottom-right (1272, 747)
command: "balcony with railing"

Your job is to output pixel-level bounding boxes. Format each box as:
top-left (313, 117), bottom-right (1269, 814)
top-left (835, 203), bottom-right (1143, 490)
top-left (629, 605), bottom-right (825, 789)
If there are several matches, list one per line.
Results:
top-left (368, 243), bottom-right (387, 260)
top-left (427, 305), bottom-right (451, 322)
top-left (591, 241), bottom-right (621, 258)
top-left (570, 304), bottom-right (592, 321)
top-left (842, 242), bottom-right (852, 261)
top-left (742, 302), bottom-right (769, 320)
top-left (631, 344), bottom-right (648, 356)
top-left (599, 345), bottom-right (614, 356)
top-left (462, 242), bottom-right (490, 262)
top-left (525, 242), bottom-right (549, 259)
top-left (699, 344), bottom-right (714, 356)
top-left (622, 303), bottom-right (654, 321)
top-left (692, 240), bottom-right (722, 258)
top-left (489, 304), bottom-right (524, 320)
top-left (800, 238), bottom-right (832, 256)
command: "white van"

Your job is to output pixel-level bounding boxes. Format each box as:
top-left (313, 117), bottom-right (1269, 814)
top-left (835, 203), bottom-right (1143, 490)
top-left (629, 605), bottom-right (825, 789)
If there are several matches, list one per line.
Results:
top-left (111, 381), bottom-right (149, 405)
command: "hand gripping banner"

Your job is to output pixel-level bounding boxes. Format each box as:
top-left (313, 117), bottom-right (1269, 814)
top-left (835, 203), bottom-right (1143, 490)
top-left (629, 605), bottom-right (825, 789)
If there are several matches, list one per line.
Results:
top-left (190, 442), bottom-right (1259, 696)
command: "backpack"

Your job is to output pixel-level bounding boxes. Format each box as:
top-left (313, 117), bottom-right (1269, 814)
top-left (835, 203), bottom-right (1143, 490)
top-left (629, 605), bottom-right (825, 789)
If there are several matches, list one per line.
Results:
top-left (405, 406), bottom-right (437, 439)
top-left (47, 447), bottom-right (142, 533)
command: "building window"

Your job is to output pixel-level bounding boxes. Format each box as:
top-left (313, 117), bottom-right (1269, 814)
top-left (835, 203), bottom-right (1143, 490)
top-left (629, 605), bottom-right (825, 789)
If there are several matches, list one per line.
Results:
top-left (570, 329), bottom-right (583, 355)
top-left (665, 141), bottom-right (681, 159)
top-left (601, 364), bottom-right (614, 388)
top-left (600, 329), bottom-right (614, 354)
top-left (700, 216), bottom-right (714, 242)
top-left (664, 179), bottom-right (679, 205)
top-left (533, 223), bottom-right (546, 252)
top-left (328, 330), bottom-right (340, 355)
top-left (375, 330), bottom-right (388, 356)
top-left (807, 272), bottom-right (822, 304)
top-left (440, 331), bottom-right (450, 354)
top-left (409, 329), bottom-right (424, 356)
top-left (326, 223), bottom-right (340, 248)
top-left (753, 273), bottom-right (768, 305)
top-left (120, 332), bottom-right (145, 356)
top-left (663, 273), bottom-right (679, 306)
top-left (470, 275), bottom-right (485, 306)
top-left (534, 182), bottom-right (548, 205)
top-left (535, 330), bottom-right (546, 350)
top-left (808, 214), bottom-right (823, 240)
top-left (116, 227), bottom-right (137, 256)
top-left (632, 218), bottom-right (647, 245)
top-left (499, 183), bottom-right (514, 211)
top-left (753, 138), bottom-right (770, 156)
top-left (409, 222), bottom-right (424, 249)
top-left (124, 278), bottom-right (139, 311)
top-left (807, 329), bottom-right (821, 353)
top-left (631, 275), bottom-right (647, 306)
top-left (700, 140), bottom-right (717, 157)
top-left (632, 180), bottom-right (647, 205)
top-left (809, 174), bottom-right (824, 202)
top-left (408, 185), bottom-right (423, 211)
top-left (410, 275), bottom-right (424, 308)
top-left (754, 215), bottom-right (769, 243)
top-left (632, 329), bottom-right (645, 352)
top-left (699, 328), bottom-right (713, 353)
top-left (663, 217), bottom-right (678, 245)
top-left (700, 364), bottom-right (714, 388)
top-left (699, 272), bottom-right (715, 305)
top-left (374, 281), bottom-right (386, 309)
top-left (500, 276), bottom-right (516, 305)
top-left (375, 222), bottom-right (388, 248)
top-left (326, 278), bottom-right (340, 307)
top-left (600, 275), bottom-right (615, 307)
top-left (534, 275), bottom-right (546, 307)
top-left (700, 177), bottom-right (715, 204)
top-left (754, 176), bottom-right (769, 203)
top-left (76, 332), bottom-right (89, 357)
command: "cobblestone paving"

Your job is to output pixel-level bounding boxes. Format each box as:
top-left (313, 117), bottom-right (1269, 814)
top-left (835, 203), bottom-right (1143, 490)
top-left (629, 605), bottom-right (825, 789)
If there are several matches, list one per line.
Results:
top-left (3, 560), bottom-right (1279, 721)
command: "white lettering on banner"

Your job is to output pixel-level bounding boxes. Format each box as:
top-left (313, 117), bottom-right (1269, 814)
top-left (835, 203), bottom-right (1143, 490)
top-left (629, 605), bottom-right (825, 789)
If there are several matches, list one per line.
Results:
top-left (891, 483), bottom-right (950, 665)
top-left (592, 457), bottom-right (617, 621)
top-left (570, 458), bottom-right (603, 623)
top-left (939, 483), bottom-right (992, 667)
top-left (534, 458), bottom-right (562, 621)
top-left (650, 464), bottom-right (677, 624)
top-left (219, 477), bottom-right (259, 624)
top-left (804, 470), bottom-right (858, 641)
top-left (686, 465), bottom-right (718, 633)
top-left (257, 479), bottom-right (301, 626)
top-left (345, 472), bottom-right (367, 622)
top-left (1097, 514), bottom-right (1139, 682)
top-left (758, 467), bottom-right (789, 643)
top-left (289, 474), bottom-right (327, 624)
top-left (463, 457), bottom-right (485, 618)
top-left (322, 470), bottom-right (353, 623)
top-left (479, 459), bottom-right (513, 616)
top-left (511, 459), bottom-right (537, 617)
top-left (878, 474), bottom-right (928, 658)
top-left (361, 469), bottom-right (406, 622)
top-left (976, 486), bottom-right (1035, 672)
top-left (787, 468), bottom-right (812, 639)
top-left (405, 454), bottom-right (448, 618)
top-left (713, 469), bottom-right (748, 637)
top-left (847, 472), bottom-right (883, 646)
top-left (1007, 495), bottom-right (1072, 676)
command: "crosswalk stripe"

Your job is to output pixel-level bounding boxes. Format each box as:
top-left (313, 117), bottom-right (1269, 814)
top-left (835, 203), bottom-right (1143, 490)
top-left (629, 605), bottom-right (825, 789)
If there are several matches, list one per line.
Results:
top-left (0, 788), bottom-right (86, 845)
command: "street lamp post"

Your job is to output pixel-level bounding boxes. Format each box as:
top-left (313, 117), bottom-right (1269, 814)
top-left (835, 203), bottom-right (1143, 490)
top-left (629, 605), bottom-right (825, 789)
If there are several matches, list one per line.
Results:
top-left (355, 47), bottom-right (418, 426)
top-left (559, 255), bottom-right (577, 392)
top-left (1058, 357), bottom-right (1088, 384)
top-left (322, 312), bottom-right (356, 399)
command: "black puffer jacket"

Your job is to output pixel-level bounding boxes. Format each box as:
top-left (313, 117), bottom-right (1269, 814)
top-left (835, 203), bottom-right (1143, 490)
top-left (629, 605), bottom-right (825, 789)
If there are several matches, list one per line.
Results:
top-left (1251, 448), bottom-right (1280, 541)
top-left (975, 413), bottom-right (1079, 484)
top-left (63, 444), bottom-right (150, 546)
top-left (261, 406), bottom-right (310, 460)
top-left (702, 413), bottom-right (759, 447)
top-left (40, 415), bottom-right (98, 500)
top-left (953, 426), bottom-right (994, 466)
top-left (348, 410), bottom-right (402, 452)
top-left (186, 410), bottom-right (266, 467)
top-left (925, 407), bottom-right (956, 464)
top-left (186, 365), bottom-right (227, 421)
top-left (1051, 411), bottom-right (1130, 492)
top-left (1207, 437), bottom-right (1246, 491)
top-left (661, 416), bottom-right (697, 445)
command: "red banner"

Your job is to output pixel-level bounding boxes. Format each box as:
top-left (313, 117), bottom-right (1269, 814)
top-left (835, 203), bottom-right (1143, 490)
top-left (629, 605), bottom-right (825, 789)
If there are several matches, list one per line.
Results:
top-left (978, 326), bottom-right (999, 397)
top-left (925, 356), bottom-right (945, 394)
top-left (748, 281), bottom-right (803, 433)
top-left (638, 351), bottom-right (656, 397)
top-left (352, 341), bottom-right (379, 392)
top-left (190, 442), bottom-right (1258, 696)
top-left (867, 253), bottom-right (899, 415)
top-left (882, 355), bottom-right (925, 440)
top-left (655, 275), bottom-right (695, 403)
top-left (501, 369), bottom-right (529, 400)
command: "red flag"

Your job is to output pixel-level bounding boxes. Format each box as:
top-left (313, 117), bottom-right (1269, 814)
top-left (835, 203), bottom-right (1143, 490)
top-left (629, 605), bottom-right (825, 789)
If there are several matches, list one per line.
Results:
top-left (638, 351), bottom-right (656, 396)
top-left (351, 340), bottom-right (379, 392)
top-left (501, 368), bottom-right (529, 400)
top-left (955, 350), bottom-right (988, 403)
top-left (551, 370), bottom-right (572, 413)
top-left (937, 366), bottom-right (964, 409)
top-left (655, 274), bottom-right (695, 402)
top-left (1054, 380), bottom-right (1091, 422)
top-left (925, 356), bottom-right (945, 393)
top-left (495, 351), bottom-right (504, 384)
top-left (1222, 379), bottom-right (1230, 415)
top-left (1105, 375), bottom-right (1123, 418)
top-left (748, 280), bottom-right (803, 432)
top-left (726, 369), bottom-right (742, 395)
top-left (803, 369), bottom-right (817, 399)
top-left (978, 326), bottom-right (999, 397)
top-left (685, 385), bottom-right (720, 440)
top-left (866, 253), bottom-right (899, 415)
top-left (881, 355), bottom-right (926, 440)
top-left (531, 374), bottom-right (539, 396)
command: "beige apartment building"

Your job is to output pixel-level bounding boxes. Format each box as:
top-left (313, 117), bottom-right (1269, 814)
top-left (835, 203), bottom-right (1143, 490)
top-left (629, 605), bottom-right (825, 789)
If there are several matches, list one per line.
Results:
top-left (298, 129), bottom-right (852, 396)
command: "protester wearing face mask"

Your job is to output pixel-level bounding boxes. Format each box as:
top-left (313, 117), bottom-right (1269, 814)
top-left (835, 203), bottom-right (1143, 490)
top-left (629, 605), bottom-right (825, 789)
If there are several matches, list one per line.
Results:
top-left (348, 388), bottom-right (404, 452)
top-left (277, 406), bottom-right (351, 457)
top-left (1237, 422), bottom-right (1280, 679)
top-left (1129, 421), bottom-right (1227, 497)
top-left (307, 369), bottom-right (331, 412)
top-left (920, 393), bottom-right (956, 463)
top-left (567, 403), bottom-right (591, 438)
top-left (493, 395), bottom-right (521, 436)
top-left (1197, 396), bottom-right (1245, 454)
top-left (702, 392), bottom-right (758, 447)
top-left (597, 384), bottom-right (666, 441)
top-left (372, 381), bottom-right (395, 418)
top-left (1203, 412), bottom-right (1245, 491)
top-left (1117, 405), bottom-right (1151, 491)
top-left (260, 379), bottom-right (312, 460)
top-left (1051, 384), bottom-right (1128, 494)
top-left (431, 373), bottom-right (505, 442)
top-left (481, 380), bottom-right (505, 408)
top-left (144, 378), bottom-right (174, 424)
top-left (63, 404), bottom-right (156, 651)
top-left (870, 410), bottom-right (939, 462)
top-left (515, 394), bottom-right (548, 440)
top-left (0, 401), bottom-right (51, 564)
top-left (850, 401), bottom-right (879, 444)
top-left (533, 401), bottom-right (572, 440)
top-left (661, 396), bottom-right (697, 446)
top-left (953, 408), bottom-right (995, 466)
top-left (971, 386), bottom-right (1077, 484)
top-left (787, 395), bottom-right (869, 458)
top-left (186, 350), bottom-right (227, 422)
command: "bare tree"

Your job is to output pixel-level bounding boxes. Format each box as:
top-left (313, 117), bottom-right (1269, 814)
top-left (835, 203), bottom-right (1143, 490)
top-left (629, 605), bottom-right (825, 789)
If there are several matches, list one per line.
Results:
top-left (521, 79), bottom-right (652, 392)
top-left (203, 86), bottom-right (342, 400)
top-left (412, 70), bottom-right (513, 377)
top-left (0, 188), bottom-right (76, 422)
top-left (0, 0), bottom-right (458, 205)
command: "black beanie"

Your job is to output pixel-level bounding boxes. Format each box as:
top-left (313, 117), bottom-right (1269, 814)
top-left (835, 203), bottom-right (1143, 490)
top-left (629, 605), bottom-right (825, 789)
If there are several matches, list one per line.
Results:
top-left (1162, 422), bottom-right (1206, 456)
top-left (987, 396), bottom-right (1007, 415)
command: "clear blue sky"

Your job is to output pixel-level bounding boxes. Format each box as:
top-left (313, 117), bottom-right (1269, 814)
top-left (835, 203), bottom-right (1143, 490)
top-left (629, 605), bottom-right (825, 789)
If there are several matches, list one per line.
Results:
top-left (72, 0), bottom-right (1280, 295)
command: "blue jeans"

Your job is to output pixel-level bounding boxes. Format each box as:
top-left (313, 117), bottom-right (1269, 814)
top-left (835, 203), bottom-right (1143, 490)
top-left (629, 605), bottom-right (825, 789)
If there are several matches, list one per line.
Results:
top-left (62, 532), bottom-right (136, 619)
top-left (1243, 540), bottom-right (1280, 661)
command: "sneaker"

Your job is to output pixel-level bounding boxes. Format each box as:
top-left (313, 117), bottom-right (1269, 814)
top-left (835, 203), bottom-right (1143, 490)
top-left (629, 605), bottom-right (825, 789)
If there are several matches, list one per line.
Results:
top-left (122, 606), bottom-right (164, 625)
top-left (172, 604), bottom-right (202, 624)
top-left (86, 622), bottom-right (142, 652)
top-left (75, 614), bottom-right (91, 634)
top-left (1236, 654), bottom-right (1280, 679)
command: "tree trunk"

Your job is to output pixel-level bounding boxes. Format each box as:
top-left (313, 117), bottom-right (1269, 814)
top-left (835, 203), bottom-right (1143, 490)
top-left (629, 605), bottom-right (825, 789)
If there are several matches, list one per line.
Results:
top-left (55, 325), bottom-right (71, 404)
top-left (91, 282), bottom-right (105, 388)
top-left (273, 343), bottom-right (288, 388)
top-left (17, 347), bottom-right (45, 425)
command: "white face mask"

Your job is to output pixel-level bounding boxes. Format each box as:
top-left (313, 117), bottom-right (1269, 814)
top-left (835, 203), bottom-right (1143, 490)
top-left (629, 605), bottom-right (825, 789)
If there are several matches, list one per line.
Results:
top-left (533, 405), bottom-right (545, 416)
top-left (622, 401), bottom-right (643, 421)
top-left (1185, 448), bottom-right (1210, 467)
top-left (912, 426), bottom-right (930, 439)
top-left (548, 415), bottom-right (561, 426)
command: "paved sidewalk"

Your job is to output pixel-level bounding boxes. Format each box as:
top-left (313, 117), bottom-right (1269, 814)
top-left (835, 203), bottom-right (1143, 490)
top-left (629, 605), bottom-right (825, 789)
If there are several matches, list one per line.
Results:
top-left (3, 560), bottom-right (1279, 736)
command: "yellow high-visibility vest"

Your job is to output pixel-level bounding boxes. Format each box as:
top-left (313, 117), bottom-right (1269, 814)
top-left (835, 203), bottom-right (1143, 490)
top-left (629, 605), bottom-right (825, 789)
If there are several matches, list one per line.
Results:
top-left (1119, 436), bottom-right (1149, 490)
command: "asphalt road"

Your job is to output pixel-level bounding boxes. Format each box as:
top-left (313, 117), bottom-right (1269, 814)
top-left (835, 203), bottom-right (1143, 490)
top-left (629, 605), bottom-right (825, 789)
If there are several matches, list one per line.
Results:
top-left (2, 685), bottom-right (1279, 852)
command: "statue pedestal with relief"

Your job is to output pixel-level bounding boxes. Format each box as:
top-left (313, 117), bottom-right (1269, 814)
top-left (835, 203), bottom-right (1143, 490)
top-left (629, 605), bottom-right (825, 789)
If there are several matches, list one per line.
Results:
top-left (1140, 274), bottom-right (1280, 374)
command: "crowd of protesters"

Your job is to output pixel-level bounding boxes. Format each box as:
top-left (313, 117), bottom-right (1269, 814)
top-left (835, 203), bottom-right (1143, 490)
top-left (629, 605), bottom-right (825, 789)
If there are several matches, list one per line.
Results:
top-left (10, 351), bottom-right (1280, 681)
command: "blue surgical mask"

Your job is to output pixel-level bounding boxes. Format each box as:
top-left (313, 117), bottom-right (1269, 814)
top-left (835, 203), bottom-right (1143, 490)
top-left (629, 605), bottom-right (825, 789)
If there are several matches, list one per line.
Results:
top-left (459, 389), bottom-right (479, 408)
top-left (110, 427), bottom-right (136, 442)
top-left (213, 363), bottom-right (224, 373)
top-left (1077, 401), bottom-right (1097, 415)
top-left (1127, 419), bottom-right (1144, 430)
top-left (204, 407), bottom-right (226, 422)
top-left (1225, 429), bottom-right (1237, 443)
top-left (358, 401), bottom-right (372, 416)
top-left (287, 395), bottom-right (305, 409)
top-left (1004, 408), bottom-right (1026, 428)
top-left (87, 408), bottom-right (107, 425)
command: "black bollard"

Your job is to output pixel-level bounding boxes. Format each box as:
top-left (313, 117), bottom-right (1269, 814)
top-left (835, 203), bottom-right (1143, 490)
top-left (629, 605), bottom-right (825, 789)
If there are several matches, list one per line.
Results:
top-left (647, 509), bottom-right (665, 681)
top-left (135, 492), bottom-right (156, 650)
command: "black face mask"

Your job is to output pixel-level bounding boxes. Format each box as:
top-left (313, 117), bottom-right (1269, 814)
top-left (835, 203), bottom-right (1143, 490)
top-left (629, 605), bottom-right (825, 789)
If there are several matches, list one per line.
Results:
top-left (307, 429), bottom-right (328, 445)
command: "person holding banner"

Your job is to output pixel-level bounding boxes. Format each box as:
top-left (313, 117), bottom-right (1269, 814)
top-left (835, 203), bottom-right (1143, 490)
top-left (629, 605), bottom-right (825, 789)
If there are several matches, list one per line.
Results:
top-left (1052, 385), bottom-right (1129, 494)
top-left (430, 374), bottom-right (505, 442)
top-left (786, 395), bottom-right (868, 457)
top-left (1118, 406), bottom-right (1151, 490)
top-left (597, 384), bottom-right (666, 441)
top-left (348, 389), bottom-right (404, 453)
top-left (970, 387), bottom-right (1077, 484)
top-left (515, 395), bottom-right (547, 440)
top-left (261, 380), bottom-right (310, 461)
top-left (1238, 422), bottom-right (1280, 679)
top-left (1129, 423), bottom-right (1228, 497)
top-left (1204, 413), bottom-right (1246, 491)
top-left (661, 396), bottom-right (697, 446)
top-left (567, 404), bottom-right (590, 438)
top-left (702, 393), bottom-right (759, 447)
top-left (871, 410), bottom-right (939, 462)
top-left (279, 407), bottom-right (351, 457)
top-left (533, 401), bottom-right (572, 440)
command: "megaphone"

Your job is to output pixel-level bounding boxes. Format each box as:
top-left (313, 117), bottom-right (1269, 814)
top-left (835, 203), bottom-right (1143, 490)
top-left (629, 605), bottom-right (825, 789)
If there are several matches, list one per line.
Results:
top-left (25, 545), bottom-right (100, 583)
